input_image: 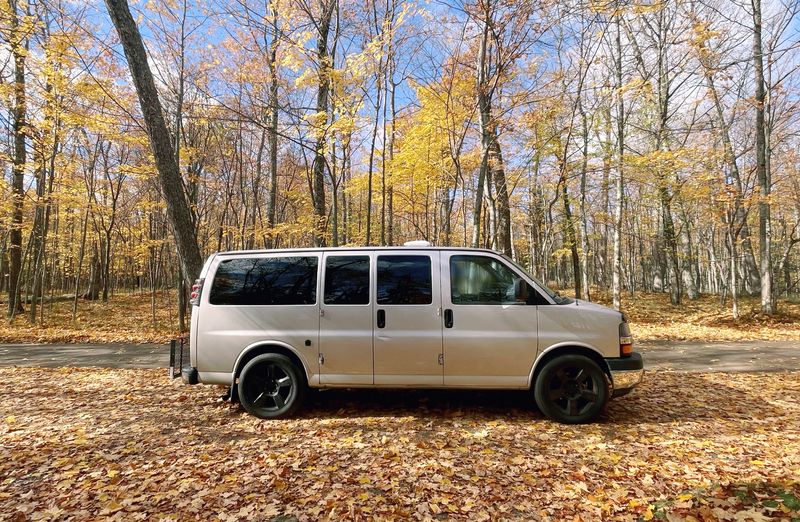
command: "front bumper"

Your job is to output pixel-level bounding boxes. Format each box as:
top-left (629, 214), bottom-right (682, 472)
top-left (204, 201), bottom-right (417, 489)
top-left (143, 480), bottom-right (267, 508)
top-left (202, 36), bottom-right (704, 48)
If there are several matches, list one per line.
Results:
top-left (607, 352), bottom-right (644, 397)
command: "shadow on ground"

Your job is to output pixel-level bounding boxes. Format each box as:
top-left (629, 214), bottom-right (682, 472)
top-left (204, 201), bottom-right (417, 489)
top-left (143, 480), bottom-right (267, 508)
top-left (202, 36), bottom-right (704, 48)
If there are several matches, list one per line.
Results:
top-left (205, 371), bottom-right (795, 426)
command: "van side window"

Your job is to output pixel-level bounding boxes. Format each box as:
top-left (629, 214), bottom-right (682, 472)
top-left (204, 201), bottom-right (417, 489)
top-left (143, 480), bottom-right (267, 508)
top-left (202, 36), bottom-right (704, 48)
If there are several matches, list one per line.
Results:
top-left (377, 255), bottom-right (432, 305)
top-left (209, 257), bottom-right (318, 305)
top-left (324, 256), bottom-right (370, 305)
top-left (450, 255), bottom-right (540, 305)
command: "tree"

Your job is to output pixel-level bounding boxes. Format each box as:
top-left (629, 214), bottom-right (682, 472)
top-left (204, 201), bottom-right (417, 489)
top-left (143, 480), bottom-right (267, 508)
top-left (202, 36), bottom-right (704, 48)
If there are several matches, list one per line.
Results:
top-left (2, 0), bottom-right (27, 316)
top-left (472, 0), bottom-right (514, 256)
top-left (297, 0), bottom-right (337, 247)
top-left (104, 0), bottom-right (203, 285)
top-left (612, 8), bottom-right (625, 311)
top-left (751, 0), bottom-right (772, 314)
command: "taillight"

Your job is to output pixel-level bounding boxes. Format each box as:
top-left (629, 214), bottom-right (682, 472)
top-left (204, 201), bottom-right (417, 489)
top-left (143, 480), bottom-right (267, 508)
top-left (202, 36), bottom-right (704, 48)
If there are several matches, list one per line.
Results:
top-left (619, 315), bottom-right (633, 356)
top-left (190, 278), bottom-right (204, 306)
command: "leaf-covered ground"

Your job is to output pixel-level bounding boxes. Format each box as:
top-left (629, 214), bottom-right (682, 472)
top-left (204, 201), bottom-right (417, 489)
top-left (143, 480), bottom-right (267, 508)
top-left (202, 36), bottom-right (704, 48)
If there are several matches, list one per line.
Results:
top-left (2, 368), bottom-right (799, 521)
top-left (0, 292), bottom-right (179, 344)
top-left (593, 292), bottom-right (800, 342)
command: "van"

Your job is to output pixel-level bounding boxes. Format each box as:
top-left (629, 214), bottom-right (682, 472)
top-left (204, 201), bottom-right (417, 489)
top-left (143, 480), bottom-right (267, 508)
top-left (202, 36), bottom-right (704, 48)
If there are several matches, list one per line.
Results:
top-left (175, 243), bottom-right (643, 424)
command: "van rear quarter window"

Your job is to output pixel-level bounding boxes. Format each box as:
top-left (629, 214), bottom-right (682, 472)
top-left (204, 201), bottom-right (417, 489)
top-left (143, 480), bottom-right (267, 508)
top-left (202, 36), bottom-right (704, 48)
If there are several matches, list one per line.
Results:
top-left (209, 256), bottom-right (318, 305)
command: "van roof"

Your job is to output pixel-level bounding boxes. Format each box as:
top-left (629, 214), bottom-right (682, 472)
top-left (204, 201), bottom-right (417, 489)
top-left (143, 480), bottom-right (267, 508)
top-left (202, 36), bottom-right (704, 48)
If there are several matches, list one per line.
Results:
top-left (212, 246), bottom-right (504, 257)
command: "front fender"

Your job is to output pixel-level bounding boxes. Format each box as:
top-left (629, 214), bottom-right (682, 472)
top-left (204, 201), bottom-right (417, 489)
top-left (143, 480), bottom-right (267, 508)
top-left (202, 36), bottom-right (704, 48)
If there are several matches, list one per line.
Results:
top-left (526, 341), bottom-right (610, 388)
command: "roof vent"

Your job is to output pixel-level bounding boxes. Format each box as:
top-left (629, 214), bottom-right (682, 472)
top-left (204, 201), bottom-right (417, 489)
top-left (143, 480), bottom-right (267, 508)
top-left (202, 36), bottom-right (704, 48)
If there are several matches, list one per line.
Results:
top-left (403, 240), bottom-right (432, 247)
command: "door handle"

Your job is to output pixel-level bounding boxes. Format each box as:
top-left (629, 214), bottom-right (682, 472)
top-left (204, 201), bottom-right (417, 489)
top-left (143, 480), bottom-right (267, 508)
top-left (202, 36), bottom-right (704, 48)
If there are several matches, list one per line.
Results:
top-left (444, 309), bottom-right (453, 328)
top-left (377, 309), bottom-right (386, 329)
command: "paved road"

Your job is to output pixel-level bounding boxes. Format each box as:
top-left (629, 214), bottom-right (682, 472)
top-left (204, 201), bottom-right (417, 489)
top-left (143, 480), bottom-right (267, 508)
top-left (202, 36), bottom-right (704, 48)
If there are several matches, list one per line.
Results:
top-left (0, 340), bottom-right (798, 372)
top-left (638, 340), bottom-right (800, 372)
top-left (0, 343), bottom-right (171, 369)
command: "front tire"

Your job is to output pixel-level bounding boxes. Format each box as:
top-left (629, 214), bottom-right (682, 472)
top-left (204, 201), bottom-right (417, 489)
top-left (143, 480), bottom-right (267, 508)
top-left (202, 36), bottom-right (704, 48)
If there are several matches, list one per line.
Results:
top-left (238, 354), bottom-right (306, 419)
top-left (534, 354), bottom-right (609, 424)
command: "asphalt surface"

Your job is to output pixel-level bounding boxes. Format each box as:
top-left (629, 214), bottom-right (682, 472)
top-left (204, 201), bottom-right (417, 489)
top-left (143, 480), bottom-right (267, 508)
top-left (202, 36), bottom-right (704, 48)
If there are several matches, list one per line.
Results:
top-left (0, 343), bottom-right (171, 369)
top-left (637, 340), bottom-right (800, 372)
top-left (0, 340), bottom-right (799, 372)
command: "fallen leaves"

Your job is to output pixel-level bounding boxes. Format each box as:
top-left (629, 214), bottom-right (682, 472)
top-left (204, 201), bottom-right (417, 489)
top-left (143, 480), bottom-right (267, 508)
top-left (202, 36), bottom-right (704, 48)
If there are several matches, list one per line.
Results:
top-left (1, 368), bottom-right (799, 520)
top-left (592, 291), bottom-right (800, 342)
top-left (0, 292), bottom-right (179, 344)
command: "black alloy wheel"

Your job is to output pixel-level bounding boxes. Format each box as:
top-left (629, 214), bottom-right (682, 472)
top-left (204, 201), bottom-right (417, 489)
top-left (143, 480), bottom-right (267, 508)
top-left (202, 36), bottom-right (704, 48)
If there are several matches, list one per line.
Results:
top-left (534, 354), bottom-right (609, 424)
top-left (238, 354), bottom-right (305, 419)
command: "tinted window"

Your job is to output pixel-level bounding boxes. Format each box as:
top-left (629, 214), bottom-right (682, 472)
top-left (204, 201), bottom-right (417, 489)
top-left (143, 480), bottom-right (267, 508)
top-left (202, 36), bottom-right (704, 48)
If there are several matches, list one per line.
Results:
top-left (210, 257), bottom-right (317, 305)
top-left (377, 255), bottom-right (432, 305)
top-left (450, 255), bottom-right (536, 305)
top-left (324, 256), bottom-right (370, 305)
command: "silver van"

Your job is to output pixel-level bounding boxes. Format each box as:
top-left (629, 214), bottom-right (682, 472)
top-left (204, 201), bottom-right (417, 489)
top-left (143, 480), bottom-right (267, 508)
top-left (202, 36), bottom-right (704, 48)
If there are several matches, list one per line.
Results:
top-left (176, 243), bottom-right (643, 424)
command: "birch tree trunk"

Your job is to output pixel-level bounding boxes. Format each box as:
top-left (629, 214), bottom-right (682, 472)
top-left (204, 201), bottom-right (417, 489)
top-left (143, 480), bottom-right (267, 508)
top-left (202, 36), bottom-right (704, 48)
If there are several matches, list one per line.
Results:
top-left (612, 13), bottom-right (625, 311)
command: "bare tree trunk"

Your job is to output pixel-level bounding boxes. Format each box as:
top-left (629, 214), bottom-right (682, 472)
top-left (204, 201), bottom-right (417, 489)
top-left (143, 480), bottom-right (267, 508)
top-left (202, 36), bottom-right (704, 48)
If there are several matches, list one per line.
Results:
top-left (342, 139), bottom-right (351, 244)
top-left (601, 105), bottom-right (612, 287)
top-left (659, 191), bottom-right (681, 305)
top-left (84, 242), bottom-right (101, 301)
top-left (387, 61), bottom-right (396, 246)
top-left (29, 127), bottom-right (58, 323)
top-left (105, 0), bottom-right (203, 285)
top-left (612, 14), bottom-right (625, 311)
top-left (102, 230), bottom-right (112, 302)
top-left (653, 8), bottom-right (681, 306)
top-left (727, 224), bottom-right (739, 320)
top-left (72, 205), bottom-right (90, 320)
top-left (489, 136), bottom-right (512, 256)
top-left (579, 101), bottom-right (591, 301)
top-left (682, 222), bottom-right (699, 300)
top-left (472, 6), bottom-right (490, 249)
top-left (5, 0), bottom-right (26, 317)
top-left (560, 174), bottom-right (581, 299)
top-left (473, 1), bottom-right (511, 256)
top-left (365, 65), bottom-right (383, 246)
top-left (309, 0), bottom-right (336, 247)
top-left (751, 0), bottom-right (773, 314)
top-left (698, 37), bottom-right (761, 293)
top-left (266, 3), bottom-right (280, 248)
top-left (29, 162), bottom-right (47, 322)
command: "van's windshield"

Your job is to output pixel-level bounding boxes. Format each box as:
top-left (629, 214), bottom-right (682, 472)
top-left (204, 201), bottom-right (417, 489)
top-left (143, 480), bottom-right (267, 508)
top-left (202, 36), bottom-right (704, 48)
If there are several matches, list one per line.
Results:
top-left (501, 255), bottom-right (574, 305)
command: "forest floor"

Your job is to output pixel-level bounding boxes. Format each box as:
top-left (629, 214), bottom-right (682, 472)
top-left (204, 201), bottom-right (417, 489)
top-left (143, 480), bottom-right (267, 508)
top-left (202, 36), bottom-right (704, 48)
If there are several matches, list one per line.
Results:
top-left (0, 290), bottom-right (799, 344)
top-left (1, 368), bottom-right (799, 520)
top-left (593, 291), bottom-right (800, 342)
top-left (0, 291), bottom-right (181, 344)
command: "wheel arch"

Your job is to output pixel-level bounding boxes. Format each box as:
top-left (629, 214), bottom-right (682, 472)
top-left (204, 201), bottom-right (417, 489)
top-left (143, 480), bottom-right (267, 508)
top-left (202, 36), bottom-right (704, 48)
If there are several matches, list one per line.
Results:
top-left (527, 343), bottom-right (611, 389)
top-left (232, 341), bottom-right (311, 386)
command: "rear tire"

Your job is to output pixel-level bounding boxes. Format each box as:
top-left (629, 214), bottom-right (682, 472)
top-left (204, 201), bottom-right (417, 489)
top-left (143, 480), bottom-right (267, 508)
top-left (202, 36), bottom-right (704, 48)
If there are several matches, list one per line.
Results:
top-left (534, 354), bottom-right (609, 424)
top-left (238, 354), bottom-right (306, 419)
